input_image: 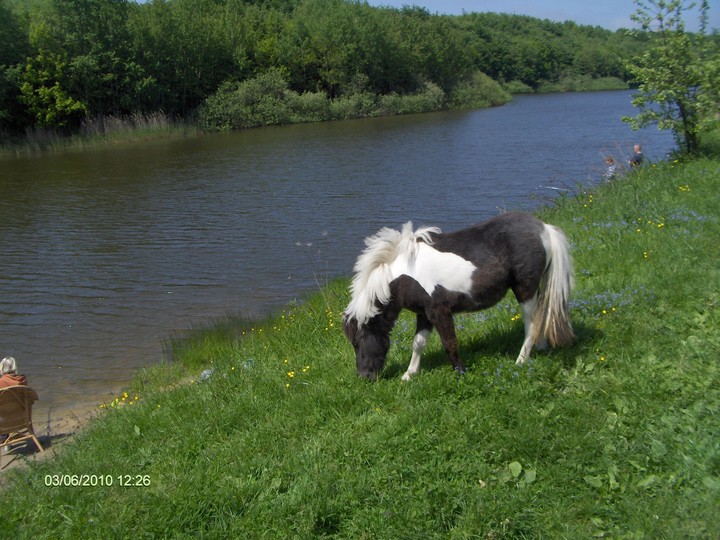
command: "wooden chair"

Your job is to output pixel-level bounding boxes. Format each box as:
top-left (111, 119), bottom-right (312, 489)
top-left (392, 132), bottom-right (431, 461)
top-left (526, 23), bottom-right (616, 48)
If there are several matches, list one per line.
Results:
top-left (0, 385), bottom-right (44, 466)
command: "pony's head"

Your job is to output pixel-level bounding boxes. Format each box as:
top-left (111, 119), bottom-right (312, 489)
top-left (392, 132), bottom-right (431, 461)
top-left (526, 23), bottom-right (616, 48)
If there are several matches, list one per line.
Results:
top-left (342, 314), bottom-right (393, 381)
top-left (343, 222), bottom-right (439, 380)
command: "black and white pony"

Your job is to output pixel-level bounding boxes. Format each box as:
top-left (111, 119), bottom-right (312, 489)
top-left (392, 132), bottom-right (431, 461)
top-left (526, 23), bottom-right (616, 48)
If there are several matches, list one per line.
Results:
top-left (343, 212), bottom-right (574, 381)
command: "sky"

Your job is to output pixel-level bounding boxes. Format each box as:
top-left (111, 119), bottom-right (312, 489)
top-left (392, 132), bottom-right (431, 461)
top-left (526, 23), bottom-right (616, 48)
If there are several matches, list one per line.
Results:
top-left (364, 0), bottom-right (719, 32)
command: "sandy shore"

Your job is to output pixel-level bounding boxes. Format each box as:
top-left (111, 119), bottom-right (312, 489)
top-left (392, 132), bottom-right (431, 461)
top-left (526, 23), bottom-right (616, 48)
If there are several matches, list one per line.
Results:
top-left (0, 402), bottom-right (100, 481)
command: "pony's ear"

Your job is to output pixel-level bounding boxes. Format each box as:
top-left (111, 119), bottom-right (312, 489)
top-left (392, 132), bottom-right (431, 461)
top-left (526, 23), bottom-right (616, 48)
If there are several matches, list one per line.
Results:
top-left (342, 315), bottom-right (358, 344)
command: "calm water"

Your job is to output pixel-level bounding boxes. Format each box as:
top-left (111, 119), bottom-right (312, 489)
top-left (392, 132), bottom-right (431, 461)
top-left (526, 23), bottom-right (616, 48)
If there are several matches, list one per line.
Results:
top-left (0, 90), bottom-right (674, 420)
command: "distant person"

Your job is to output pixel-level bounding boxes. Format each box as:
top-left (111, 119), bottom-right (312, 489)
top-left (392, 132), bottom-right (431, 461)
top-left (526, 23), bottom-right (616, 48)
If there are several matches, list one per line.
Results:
top-left (0, 356), bottom-right (28, 388)
top-left (629, 144), bottom-right (644, 167)
top-left (603, 156), bottom-right (618, 180)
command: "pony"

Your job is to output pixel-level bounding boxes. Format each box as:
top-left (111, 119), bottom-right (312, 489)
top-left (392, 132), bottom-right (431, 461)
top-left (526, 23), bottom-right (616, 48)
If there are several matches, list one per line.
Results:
top-left (342, 212), bottom-right (574, 381)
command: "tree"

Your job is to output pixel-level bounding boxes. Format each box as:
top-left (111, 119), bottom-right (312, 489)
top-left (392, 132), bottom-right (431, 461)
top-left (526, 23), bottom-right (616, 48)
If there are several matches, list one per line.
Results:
top-left (623, 0), bottom-right (718, 154)
top-left (0, 0), bottom-right (31, 133)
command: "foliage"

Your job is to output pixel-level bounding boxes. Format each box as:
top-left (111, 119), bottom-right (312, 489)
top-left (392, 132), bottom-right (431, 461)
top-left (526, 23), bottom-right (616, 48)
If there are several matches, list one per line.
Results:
top-left (1, 0), bottom-right (655, 141)
top-left (623, 0), bottom-right (719, 154)
top-left (1, 154), bottom-right (719, 537)
top-left (197, 69), bottom-right (509, 131)
top-left (449, 70), bottom-right (511, 109)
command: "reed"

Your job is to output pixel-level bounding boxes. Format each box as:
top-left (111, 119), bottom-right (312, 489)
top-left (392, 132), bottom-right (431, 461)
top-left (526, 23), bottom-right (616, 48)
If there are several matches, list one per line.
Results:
top-left (0, 112), bottom-right (198, 157)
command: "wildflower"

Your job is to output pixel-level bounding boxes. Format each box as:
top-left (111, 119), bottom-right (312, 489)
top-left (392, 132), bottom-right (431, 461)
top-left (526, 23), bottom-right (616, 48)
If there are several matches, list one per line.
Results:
top-left (287, 371), bottom-right (295, 378)
top-left (511, 314), bottom-right (521, 322)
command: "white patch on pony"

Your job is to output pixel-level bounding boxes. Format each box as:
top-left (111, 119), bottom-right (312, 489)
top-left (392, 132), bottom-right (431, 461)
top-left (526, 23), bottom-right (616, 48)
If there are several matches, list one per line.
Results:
top-left (390, 241), bottom-right (476, 297)
top-left (344, 222), bottom-right (440, 327)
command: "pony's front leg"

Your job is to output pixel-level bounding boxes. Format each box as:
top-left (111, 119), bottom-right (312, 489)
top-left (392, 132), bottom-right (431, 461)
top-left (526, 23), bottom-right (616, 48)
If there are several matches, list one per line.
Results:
top-left (402, 314), bottom-right (433, 381)
top-left (427, 306), bottom-right (466, 374)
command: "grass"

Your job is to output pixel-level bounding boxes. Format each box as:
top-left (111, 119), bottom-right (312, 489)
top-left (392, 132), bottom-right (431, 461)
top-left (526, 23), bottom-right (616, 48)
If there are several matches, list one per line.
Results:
top-left (0, 112), bottom-right (199, 157)
top-left (1, 151), bottom-right (719, 538)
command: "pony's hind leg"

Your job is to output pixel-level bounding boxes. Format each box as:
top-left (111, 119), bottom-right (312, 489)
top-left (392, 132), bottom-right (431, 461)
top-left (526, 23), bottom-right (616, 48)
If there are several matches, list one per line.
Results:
top-left (402, 314), bottom-right (433, 381)
top-left (516, 296), bottom-right (539, 365)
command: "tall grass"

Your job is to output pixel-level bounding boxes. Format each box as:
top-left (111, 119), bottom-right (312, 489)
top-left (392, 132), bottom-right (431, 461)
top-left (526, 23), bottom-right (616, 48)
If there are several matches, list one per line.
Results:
top-left (1, 153), bottom-right (718, 538)
top-left (0, 112), bottom-right (198, 157)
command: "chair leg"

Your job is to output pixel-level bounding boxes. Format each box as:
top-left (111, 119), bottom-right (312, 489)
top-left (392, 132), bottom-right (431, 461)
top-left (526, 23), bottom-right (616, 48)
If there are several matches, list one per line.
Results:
top-left (31, 433), bottom-right (44, 452)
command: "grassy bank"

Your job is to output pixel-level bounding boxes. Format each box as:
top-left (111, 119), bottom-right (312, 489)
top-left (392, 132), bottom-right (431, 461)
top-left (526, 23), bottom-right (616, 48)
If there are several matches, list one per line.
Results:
top-left (2, 151), bottom-right (719, 537)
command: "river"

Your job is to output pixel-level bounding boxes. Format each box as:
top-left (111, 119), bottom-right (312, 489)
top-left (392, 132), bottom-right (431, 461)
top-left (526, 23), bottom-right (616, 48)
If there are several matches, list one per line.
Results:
top-left (0, 90), bottom-right (674, 422)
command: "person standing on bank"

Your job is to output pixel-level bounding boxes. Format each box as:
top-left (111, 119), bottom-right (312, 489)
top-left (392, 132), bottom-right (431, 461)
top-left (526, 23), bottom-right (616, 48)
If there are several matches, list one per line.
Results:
top-left (0, 356), bottom-right (28, 388)
top-left (603, 156), bottom-right (618, 180)
top-left (629, 144), bottom-right (644, 167)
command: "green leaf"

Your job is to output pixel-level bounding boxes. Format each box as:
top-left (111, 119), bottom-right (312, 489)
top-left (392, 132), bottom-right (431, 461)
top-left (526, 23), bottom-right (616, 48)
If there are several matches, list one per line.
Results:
top-left (584, 475), bottom-right (603, 488)
top-left (523, 469), bottom-right (537, 484)
top-left (509, 461), bottom-right (523, 478)
top-left (134, 425), bottom-right (141, 437)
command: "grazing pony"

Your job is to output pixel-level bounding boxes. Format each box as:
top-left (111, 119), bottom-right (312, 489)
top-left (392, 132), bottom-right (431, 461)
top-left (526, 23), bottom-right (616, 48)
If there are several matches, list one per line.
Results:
top-left (343, 212), bottom-right (574, 381)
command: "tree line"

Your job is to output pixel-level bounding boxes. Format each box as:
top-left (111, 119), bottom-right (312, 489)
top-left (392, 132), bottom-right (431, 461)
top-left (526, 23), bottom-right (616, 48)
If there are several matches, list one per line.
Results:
top-left (0, 0), bottom-right (655, 139)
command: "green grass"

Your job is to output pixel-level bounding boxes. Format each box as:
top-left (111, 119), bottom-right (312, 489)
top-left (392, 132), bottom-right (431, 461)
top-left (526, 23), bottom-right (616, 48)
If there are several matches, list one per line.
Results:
top-left (0, 112), bottom-right (199, 157)
top-left (2, 154), bottom-right (719, 538)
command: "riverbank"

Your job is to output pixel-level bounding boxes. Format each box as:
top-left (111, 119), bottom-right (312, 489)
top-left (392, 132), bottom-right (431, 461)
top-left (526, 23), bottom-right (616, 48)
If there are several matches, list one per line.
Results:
top-left (1, 142), bottom-right (718, 536)
top-left (0, 78), bottom-right (631, 158)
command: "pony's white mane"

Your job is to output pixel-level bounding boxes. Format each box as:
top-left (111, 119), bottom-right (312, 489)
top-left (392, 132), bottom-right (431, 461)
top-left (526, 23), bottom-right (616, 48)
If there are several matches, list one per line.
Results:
top-left (344, 222), bottom-right (440, 327)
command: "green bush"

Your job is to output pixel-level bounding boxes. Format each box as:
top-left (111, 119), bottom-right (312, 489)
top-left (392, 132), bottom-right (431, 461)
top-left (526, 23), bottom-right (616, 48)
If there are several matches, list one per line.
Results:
top-left (329, 91), bottom-right (377, 119)
top-left (287, 91), bottom-right (331, 123)
top-left (450, 71), bottom-right (511, 109)
top-left (504, 80), bottom-right (535, 94)
top-left (198, 69), bottom-right (292, 131)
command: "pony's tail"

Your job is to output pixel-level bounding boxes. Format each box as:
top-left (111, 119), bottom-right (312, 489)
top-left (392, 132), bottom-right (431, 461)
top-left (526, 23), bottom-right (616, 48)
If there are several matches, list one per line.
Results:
top-left (533, 224), bottom-right (574, 348)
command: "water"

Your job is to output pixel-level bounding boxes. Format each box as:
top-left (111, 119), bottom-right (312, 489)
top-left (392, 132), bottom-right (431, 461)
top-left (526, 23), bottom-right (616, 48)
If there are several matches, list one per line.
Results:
top-left (0, 90), bottom-right (674, 420)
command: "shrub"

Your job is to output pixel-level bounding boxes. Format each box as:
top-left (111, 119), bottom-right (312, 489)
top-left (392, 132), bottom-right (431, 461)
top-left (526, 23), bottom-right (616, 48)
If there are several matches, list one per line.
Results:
top-left (329, 92), bottom-right (377, 119)
top-left (198, 68), bottom-right (292, 131)
top-left (450, 71), bottom-right (511, 109)
top-left (287, 91), bottom-right (331, 123)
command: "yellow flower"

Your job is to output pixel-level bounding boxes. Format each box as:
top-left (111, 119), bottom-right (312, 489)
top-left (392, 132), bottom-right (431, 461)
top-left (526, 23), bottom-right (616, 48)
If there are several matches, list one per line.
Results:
top-left (287, 371), bottom-right (295, 378)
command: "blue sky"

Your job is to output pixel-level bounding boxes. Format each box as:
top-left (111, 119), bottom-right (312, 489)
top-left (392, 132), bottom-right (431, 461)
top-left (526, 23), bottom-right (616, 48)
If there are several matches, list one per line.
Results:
top-left (365, 0), bottom-right (719, 32)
